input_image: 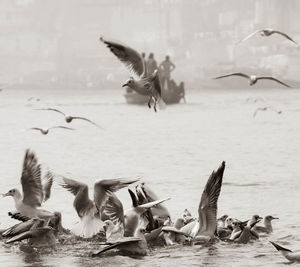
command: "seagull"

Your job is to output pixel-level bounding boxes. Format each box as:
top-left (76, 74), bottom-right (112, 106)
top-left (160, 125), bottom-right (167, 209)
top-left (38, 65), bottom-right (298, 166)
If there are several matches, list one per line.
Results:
top-left (59, 175), bottom-right (139, 238)
top-left (92, 228), bottom-right (148, 257)
top-left (36, 108), bottom-right (103, 129)
top-left (2, 150), bottom-right (54, 219)
top-left (253, 215), bottom-right (278, 234)
top-left (232, 219), bottom-right (261, 244)
top-left (3, 218), bottom-right (56, 247)
top-left (253, 106), bottom-right (282, 117)
top-left (237, 28), bottom-right (299, 46)
top-left (214, 73), bottom-right (291, 88)
top-left (270, 241), bottom-right (300, 262)
top-left (217, 214), bottom-right (229, 227)
top-left (161, 226), bottom-right (192, 245)
top-left (28, 126), bottom-right (74, 135)
top-left (181, 161), bottom-right (225, 243)
top-left (100, 36), bottom-right (165, 112)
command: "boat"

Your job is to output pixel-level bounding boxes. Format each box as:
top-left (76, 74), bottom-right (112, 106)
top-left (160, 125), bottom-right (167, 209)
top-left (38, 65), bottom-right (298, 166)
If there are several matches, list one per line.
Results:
top-left (124, 80), bottom-right (186, 105)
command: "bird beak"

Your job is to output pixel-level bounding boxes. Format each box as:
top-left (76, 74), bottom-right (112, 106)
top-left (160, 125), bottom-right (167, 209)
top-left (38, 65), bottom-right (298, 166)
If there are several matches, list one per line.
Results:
top-left (122, 82), bottom-right (128, 87)
top-left (258, 216), bottom-right (263, 220)
top-left (2, 192), bottom-right (10, 197)
top-left (272, 217), bottom-right (279, 220)
top-left (103, 225), bottom-right (107, 232)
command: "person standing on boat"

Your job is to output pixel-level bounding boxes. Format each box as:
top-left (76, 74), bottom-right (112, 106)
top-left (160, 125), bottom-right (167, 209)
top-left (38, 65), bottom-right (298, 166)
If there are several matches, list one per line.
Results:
top-left (159, 55), bottom-right (176, 90)
top-left (146, 53), bottom-right (158, 75)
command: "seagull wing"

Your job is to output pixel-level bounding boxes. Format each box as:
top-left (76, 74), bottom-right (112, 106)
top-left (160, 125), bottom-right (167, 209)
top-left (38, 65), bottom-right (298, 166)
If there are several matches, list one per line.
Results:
top-left (59, 176), bottom-right (94, 218)
top-left (2, 219), bottom-right (36, 237)
top-left (257, 76), bottom-right (291, 88)
top-left (71, 117), bottom-right (104, 129)
top-left (102, 192), bottom-right (125, 229)
top-left (35, 108), bottom-right (66, 116)
top-left (128, 188), bottom-right (139, 207)
top-left (162, 226), bottom-right (191, 237)
top-left (29, 128), bottom-right (43, 132)
top-left (92, 237), bottom-right (142, 257)
top-left (214, 72), bottom-right (250, 80)
top-left (236, 30), bottom-right (261, 44)
top-left (100, 36), bottom-right (146, 78)
top-left (94, 178), bottom-right (139, 213)
top-left (50, 126), bottom-right (75, 131)
top-left (273, 31), bottom-right (299, 45)
top-left (198, 161), bottom-right (226, 237)
top-left (21, 149), bottom-right (43, 207)
top-left (42, 171), bottom-right (53, 202)
top-left (8, 212), bottom-right (31, 222)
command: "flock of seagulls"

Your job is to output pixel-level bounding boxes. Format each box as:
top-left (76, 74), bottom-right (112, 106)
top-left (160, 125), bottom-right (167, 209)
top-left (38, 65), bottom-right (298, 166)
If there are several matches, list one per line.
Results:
top-left (26, 107), bottom-right (102, 135)
top-left (215, 28), bottom-right (296, 89)
top-left (1, 151), bottom-right (295, 263)
top-left (0, 28), bottom-right (297, 265)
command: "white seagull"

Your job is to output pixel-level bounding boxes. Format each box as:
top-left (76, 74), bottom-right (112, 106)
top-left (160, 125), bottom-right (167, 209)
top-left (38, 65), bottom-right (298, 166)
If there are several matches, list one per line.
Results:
top-left (181, 161), bottom-right (225, 243)
top-left (237, 28), bottom-right (299, 46)
top-left (253, 106), bottom-right (282, 117)
top-left (253, 215), bottom-right (278, 233)
top-left (214, 73), bottom-right (291, 88)
top-left (100, 36), bottom-right (165, 112)
top-left (36, 108), bottom-right (103, 129)
top-left (28, 126), bottom-right (74, 135)
top-left (59, 175), bottom-right (139, 238)
top-left (3, 150), bottom-right (54, 219)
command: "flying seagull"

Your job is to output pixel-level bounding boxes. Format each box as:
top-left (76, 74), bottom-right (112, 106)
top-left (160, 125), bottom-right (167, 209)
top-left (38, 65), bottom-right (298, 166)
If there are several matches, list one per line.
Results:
top-left (2, 150), bottom-right (54, 219)
top-left (58, 175), bottom-right (139, 238)
top-left (36, 108), bottom-right (103, 129)
top-left (100, 36), bottom-right (165, 112)
top-left (214, 73), bottom-right (291, 88)
top-left (237, 28), bottom-right (299, 46)
top-left (253, 106), bottom-right (282, 117)
top-left (28, 126), bottom-right (74, 135)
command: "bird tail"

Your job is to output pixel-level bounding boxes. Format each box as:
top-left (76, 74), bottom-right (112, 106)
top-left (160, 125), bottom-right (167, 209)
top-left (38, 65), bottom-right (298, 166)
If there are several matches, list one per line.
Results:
top-left (72, 215), bottom-right (105, 238)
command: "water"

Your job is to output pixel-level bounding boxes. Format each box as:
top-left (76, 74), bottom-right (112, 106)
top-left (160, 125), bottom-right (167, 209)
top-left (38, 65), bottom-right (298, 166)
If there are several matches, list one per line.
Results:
top-left (0, 87), bottom-right (300, 266)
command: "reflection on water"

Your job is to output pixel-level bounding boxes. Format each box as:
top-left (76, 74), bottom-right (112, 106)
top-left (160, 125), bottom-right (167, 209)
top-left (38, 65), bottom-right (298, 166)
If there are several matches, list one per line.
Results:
top-left (0, 88), bottom-right (300, 266)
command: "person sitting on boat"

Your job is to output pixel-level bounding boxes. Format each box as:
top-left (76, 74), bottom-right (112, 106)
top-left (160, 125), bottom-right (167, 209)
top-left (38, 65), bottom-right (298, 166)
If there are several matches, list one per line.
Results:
top-left (146, 53), bottom-right (158, 75)
top-left (159, 55), bottom-right (176, 90)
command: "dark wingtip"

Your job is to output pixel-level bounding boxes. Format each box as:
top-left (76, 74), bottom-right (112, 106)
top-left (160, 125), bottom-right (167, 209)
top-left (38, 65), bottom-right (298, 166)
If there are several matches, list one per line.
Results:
top-left (270, 241), bottom-right (293, 252)
top-left (128, 188), bottom-right (138, 207)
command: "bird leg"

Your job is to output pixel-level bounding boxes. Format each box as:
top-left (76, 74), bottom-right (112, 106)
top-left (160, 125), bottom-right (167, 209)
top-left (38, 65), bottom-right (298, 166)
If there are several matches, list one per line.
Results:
top-left (153, 98), bottom-right (157, 112)
top-left (148, 97), bottom-right (152, 109)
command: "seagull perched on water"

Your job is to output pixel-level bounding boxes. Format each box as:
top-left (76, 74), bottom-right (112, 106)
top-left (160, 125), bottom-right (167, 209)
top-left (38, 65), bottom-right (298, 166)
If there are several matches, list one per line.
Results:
top-left (59, 175), bottom-right (139, 238)
top-left (36, 108), bottom-right (103, 129)
top-left (28, 126), bottom-right (74, 135)
top-left (180, 161), bottom-right (225, 243)
top-left (100, 36), bottom-right (165, 112)
top-left (214, 73), bottom-right (291, 88)
top-left (253, 215), bottom-right (278, 233)
top-left (237, 28), bottom-right (299, 46)
top-left (3, 150), bottom-right (54, 219)
top-left (270, 241), bottom-right (300, 262)
top-left (253, 106), bottom-right (282, 117)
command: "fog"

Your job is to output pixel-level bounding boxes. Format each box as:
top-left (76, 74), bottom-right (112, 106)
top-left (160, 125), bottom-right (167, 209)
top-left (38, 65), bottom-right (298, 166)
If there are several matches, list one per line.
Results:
top-left (1, 0), bottom-right (299, 90)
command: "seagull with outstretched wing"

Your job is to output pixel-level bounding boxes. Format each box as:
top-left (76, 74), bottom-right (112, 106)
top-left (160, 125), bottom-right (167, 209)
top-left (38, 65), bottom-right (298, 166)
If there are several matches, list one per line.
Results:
top-left (214, 72), bottom-right (291, 88)
top-left (237, 28), bottom-right (298, 46)
top-left (28, 126), bottom-right (74, 135)
top-left (253, 106), bottom-right (282, 117)
top-left (100, 36), bottom-right (165, 112)
top-left (36, 108), bottom-right (103, 129)
top-left (2, 149), bottom-right (54, 219)
top-left (181, 161), bottom-right (225, 243)
top-left (58, 175), bottom-right (138, 238)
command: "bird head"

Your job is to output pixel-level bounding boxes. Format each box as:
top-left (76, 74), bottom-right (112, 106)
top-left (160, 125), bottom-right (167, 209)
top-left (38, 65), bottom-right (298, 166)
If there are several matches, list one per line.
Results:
top-left (2, 188), bottom-right (21, 199)
top-left (103, 220), bottom-right (115, 233)
top-left (122, 77), bottom-right (134, 88)
top-left (266, 215), bottom-right (279, 221)
top-left (253, 214), bottom-right (263, 222)
top-left (218, 214), bottom-right (229, 222)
